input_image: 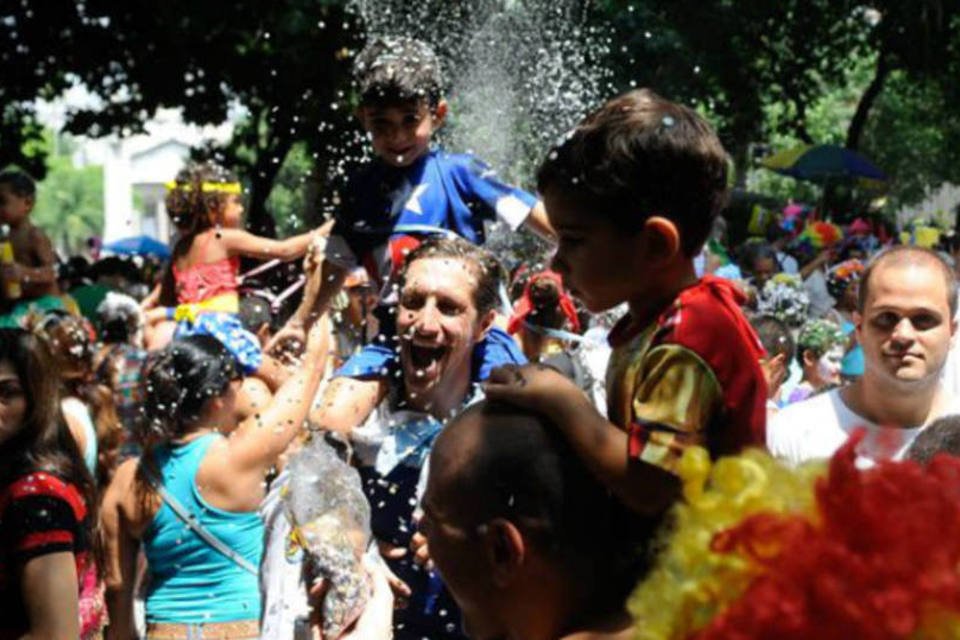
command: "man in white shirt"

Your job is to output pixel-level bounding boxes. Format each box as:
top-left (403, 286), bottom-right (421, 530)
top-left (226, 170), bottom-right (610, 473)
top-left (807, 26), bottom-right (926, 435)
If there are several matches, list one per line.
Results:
top-left (768, 246), bottom-right (960, 466)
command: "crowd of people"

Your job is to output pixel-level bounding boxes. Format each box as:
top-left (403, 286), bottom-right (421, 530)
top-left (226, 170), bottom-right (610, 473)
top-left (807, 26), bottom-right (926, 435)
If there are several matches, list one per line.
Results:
top-left (3, 35), bottom-right (960, 640)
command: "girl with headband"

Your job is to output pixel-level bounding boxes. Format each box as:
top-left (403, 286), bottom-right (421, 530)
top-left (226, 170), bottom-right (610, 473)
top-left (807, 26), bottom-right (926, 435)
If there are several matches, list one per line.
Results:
top-left (144, 161), bottom-right (319, 389)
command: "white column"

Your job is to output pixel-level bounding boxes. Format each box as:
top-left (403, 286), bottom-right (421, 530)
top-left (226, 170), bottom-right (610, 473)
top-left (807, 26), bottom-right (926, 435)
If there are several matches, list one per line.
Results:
top-left (102, 139), bottom-right (139, 242)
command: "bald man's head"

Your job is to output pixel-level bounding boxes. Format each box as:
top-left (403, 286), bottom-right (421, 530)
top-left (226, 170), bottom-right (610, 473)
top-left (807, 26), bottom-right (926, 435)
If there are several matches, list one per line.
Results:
top-left (426, 400), bottom-right (657, 605)
top-left (859, 246), bottom-right (957, 317)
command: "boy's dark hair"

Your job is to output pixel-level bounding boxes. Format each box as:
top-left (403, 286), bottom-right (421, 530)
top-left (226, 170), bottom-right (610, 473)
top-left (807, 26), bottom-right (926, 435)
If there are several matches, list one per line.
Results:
top-left (354, 36), bottom-right (444, 109)
top-left (0, 169), bottom-right (37, 198)
top-left (905, 415), bottom-right (960, 465)
top-left (751, 314), bottom-right (795, 363)
top-left (537, 89), bottom-right (729, 256)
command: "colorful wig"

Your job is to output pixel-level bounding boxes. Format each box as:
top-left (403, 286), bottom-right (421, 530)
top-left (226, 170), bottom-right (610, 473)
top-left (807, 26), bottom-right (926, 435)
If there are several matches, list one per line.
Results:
top-left (790, 221), bottom-right (844, 265)
top-left (629, 433), bottom-right (960, 639)
top-left (826, 259), bottom-right (865, 300)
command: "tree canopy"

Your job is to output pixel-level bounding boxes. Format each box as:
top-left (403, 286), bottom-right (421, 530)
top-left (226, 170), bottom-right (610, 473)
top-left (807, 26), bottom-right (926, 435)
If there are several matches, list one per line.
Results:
top-left (4, 0), bottom-right (960, 225)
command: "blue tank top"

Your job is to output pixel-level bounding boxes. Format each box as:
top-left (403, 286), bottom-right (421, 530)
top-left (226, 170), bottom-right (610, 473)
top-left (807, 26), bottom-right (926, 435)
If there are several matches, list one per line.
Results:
top-left (143, 433), bottom-right (264, 623)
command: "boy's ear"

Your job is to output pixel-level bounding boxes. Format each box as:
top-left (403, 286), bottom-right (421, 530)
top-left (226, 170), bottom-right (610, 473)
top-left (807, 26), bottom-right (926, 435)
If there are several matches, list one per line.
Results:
top-left (642, 216), bottom-right (682, 264)
top-left (432, 100), bottom-right (448, 127)
top-left (802, 349), bottom-right (816, 368)
top-left (480, 518), bottom-right (525, 588)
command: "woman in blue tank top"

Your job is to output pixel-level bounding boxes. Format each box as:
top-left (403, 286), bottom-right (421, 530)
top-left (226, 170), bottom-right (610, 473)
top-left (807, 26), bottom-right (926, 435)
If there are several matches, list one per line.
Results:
top-left (101, 322), bottom-right (327, 639)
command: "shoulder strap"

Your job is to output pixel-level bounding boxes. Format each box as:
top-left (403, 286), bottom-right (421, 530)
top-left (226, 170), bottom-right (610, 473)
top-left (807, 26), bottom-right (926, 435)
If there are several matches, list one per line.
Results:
top-left (141, 466), bottom-right (258, 575)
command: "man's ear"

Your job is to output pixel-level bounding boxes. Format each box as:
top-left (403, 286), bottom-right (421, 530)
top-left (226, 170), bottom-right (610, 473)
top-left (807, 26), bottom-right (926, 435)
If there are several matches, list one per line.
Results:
top-left (642, 216), bottom-right (682, 265)
top-left (475, 308), bottom-right (497, 341)
top-left (802, 349), bottom-right (817, 368)
top-left (480, 518), bottom-right (525, 588)
top-left (853, 311), bottom-right (863, 340)
top-left (432, 100), bottom-right (448, 128)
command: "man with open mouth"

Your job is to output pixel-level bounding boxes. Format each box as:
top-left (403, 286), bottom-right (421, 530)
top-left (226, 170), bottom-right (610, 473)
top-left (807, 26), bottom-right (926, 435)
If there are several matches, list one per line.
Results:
top-left (264, 236), bottom-right (506, 640)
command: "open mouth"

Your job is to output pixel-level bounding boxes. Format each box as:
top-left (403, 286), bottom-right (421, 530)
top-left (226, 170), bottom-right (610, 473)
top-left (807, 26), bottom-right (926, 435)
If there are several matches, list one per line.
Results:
top-left (409, 343), bottom-right (446, 372)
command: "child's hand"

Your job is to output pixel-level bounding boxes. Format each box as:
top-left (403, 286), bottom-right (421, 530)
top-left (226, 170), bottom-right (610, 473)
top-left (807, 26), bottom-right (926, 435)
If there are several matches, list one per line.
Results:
top-left (410, 531), bottom-right (432, 570)
top-left (484, 363), bottom-right (591, 420)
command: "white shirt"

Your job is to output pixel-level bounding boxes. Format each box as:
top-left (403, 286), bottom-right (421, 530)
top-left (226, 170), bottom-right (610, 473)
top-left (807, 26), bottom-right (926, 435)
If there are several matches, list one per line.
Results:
top-left (777, 251), bottom-right (799, 275)
top-left (767, 387), bottom-right (960, 467)
top-left (803, 268), bottom-right (836, 318)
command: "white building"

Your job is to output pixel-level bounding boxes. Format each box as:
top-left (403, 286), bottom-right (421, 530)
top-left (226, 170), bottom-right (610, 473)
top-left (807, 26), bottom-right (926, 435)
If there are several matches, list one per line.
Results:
top-left (36, 86), bottom-right (236, 244)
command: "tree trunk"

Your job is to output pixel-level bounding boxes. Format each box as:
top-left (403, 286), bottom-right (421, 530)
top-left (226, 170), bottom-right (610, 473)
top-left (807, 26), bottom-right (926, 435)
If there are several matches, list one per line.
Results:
top-left (846, 50), bottom-right (891, 151)
top-left (245, 137), bottom-right (293, 239)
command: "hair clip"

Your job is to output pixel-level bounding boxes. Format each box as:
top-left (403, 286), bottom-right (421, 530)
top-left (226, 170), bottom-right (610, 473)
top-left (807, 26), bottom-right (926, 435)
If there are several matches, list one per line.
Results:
top-left (661, 115), bottom-right (676, 128)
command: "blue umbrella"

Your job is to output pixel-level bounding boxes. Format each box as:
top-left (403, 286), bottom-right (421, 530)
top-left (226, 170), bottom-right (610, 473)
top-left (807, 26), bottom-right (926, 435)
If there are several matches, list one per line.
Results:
top-left (102, 235), bottom-right (171, 259)
top-left (760, 144), bottom-right (888, 185)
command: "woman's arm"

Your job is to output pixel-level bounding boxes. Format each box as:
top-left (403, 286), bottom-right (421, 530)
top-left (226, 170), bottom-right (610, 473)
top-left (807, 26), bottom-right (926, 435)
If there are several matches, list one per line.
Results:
top-left (226, 318), bottom-right (328, 474)
top-left (307, 376), bottom-right (387, 436)
top-left (219, 228), bottom-right (315, 262)
top-left (102, 460), bottom-right (142, 640)
top-left (21, 552), bottom-right (80, 640)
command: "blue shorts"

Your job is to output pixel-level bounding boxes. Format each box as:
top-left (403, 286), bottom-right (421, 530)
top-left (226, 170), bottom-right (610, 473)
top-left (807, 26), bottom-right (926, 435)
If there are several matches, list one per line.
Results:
top-left (336, 325), bottom-right (525, 382)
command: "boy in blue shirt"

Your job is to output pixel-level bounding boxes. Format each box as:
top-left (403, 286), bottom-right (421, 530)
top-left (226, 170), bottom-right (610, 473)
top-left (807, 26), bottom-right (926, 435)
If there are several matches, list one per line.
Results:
top-left (280, 36), bottom-right (553, 425)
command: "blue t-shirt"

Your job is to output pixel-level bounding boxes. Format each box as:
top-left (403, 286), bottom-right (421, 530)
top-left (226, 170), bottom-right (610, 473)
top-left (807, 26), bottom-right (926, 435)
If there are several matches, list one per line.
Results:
top-left (327, 148), bottom-right (534, 381)
top-left (324, 148), bottom-right (537, 284)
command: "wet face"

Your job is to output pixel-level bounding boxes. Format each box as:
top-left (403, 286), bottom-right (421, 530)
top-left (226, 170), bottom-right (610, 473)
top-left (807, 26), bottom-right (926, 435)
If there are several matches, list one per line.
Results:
top-left (397, 257), bottom-right (490, 404)
top-left (0, 184), bottom-right (33, 227)
top-left (857, 261), bottom-right (956, 387)
top-left (359, 100), bottom-right (443, 168)
top-left (0, 360), bottom-right (27, 447)
top-left (544, 188), bottom-right (650, 313)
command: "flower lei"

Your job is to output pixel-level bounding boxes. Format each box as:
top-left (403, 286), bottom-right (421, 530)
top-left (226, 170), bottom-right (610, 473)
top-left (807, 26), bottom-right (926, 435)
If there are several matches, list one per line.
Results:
top-left (796, 318), bottom-right (845, 357)
top-left (630, 432), bottom-right (960, 639)
top-left (756, 274), bottom-right (810, 329)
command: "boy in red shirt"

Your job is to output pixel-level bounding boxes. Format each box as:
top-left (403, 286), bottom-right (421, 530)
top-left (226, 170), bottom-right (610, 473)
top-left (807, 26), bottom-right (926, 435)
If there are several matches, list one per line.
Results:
top-left (486, 89), bottom-right (767, 516)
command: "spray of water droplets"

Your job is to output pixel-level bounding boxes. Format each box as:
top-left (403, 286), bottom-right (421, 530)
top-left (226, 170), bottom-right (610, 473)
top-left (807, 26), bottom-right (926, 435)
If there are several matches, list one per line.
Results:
top-left (348, 0), bottom-right (615, 266)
